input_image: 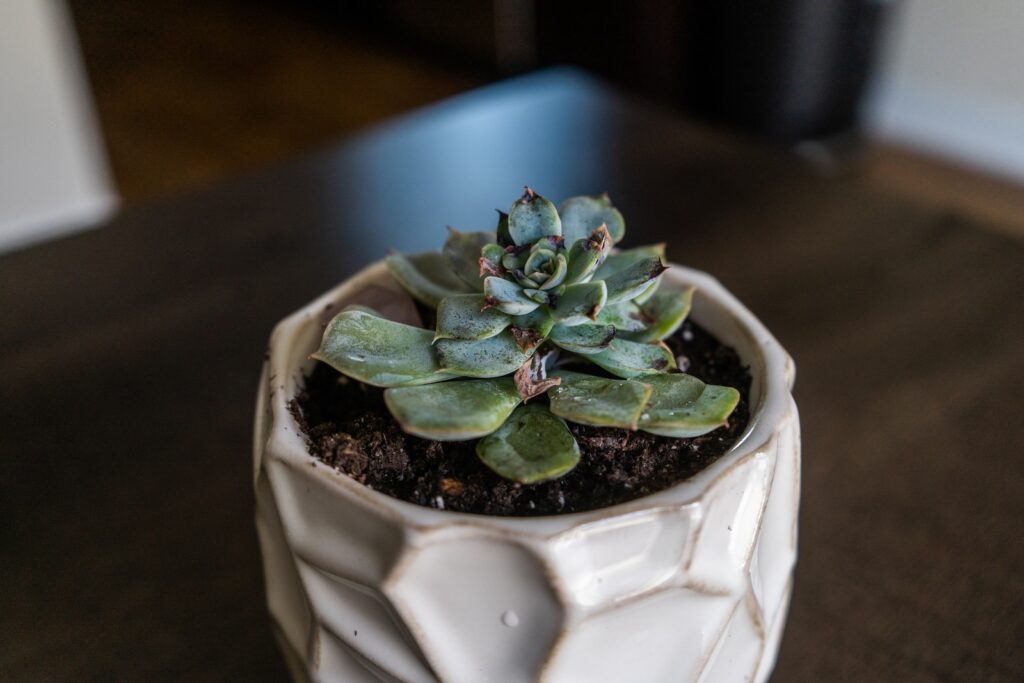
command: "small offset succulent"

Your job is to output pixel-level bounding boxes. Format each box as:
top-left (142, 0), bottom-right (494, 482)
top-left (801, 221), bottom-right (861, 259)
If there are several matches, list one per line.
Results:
top-left (314, 188), bottom-right (740, 483)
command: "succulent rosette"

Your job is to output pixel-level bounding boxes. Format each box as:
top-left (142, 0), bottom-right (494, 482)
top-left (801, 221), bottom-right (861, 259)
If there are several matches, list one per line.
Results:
top-left (314, 188), bottom-right (740, 483)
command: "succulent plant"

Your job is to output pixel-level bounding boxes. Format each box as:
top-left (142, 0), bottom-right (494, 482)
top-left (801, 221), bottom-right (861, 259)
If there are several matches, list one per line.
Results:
top-left (314, 188), bottom-right (740, 483)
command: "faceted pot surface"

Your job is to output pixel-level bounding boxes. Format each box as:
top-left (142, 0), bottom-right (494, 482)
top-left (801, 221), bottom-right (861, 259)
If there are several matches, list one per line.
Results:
top-left (254, 261), bottom-right (800, 683)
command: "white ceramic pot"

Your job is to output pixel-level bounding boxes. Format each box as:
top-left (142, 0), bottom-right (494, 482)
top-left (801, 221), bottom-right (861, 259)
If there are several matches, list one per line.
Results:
top-left (254, 261), bottom-right (800, 683)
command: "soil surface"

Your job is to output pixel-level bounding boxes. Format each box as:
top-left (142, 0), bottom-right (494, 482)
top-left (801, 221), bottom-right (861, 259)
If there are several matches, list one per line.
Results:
top-left (290, 320), bottom-right (751, 516)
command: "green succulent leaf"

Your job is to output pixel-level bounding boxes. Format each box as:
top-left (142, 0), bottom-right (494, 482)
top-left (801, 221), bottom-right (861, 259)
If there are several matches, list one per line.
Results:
top-left (479, 243), bottom-right (505, 279)
top-left (631, 278), bottom-right (660, 305)
top-left (476, 404), bottom-right (580, 483)
top-left (524, 248), bottom-right (554, 274)
top-left (594, 243), bottom-right (666, 281)
top-left (386, 251), bottom-right (473, 308)
top-left (508, 188), bottom-right (561, 246)
top-left (443, 229), bottom-right (494, 290)
top-left (625, 287), bottom-right (694, 342)
top-left (502, 248), bottom-right (528, 272)
top-left (541, 254), bottom-right (568, 289)
top-left (523, 287), bottom-right (554, 305)
top-left (511, 308), bottom-right (555, 338)
top-left (434, 294), bottom-right (511, 341)
top-left (588, 338), bottom-right (676, 378)
top-left (338, 304), bottom-right (382, 317)
top-left (549, 324), bottom-right (616, 354)
top-left (313, 310), bottom-right (452, 387)
top-left (550, 280), bottom-right (608, 326)
top-left (384, 378), bottom-right (521, 440)
top-left (435, 331), bottom-right (535, 377)
top-left (638, 374), bottom-right (741, 438)
top-left (604, 256), bottom-right (668, 304)
top-left (548, 371), bottom-right (653, 430)
top-left (484, 276), bottom-right (539, 315)
top-left (564, 226), bottom-right (613, 285)
top-left (595, 300), bottom-right (647, 332)
top-left (559, 195), bottom-right (625, 244)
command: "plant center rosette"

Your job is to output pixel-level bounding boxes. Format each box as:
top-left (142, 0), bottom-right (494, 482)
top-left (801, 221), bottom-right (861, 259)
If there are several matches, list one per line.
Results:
top-left (313, 188), bottom-right (741, 483)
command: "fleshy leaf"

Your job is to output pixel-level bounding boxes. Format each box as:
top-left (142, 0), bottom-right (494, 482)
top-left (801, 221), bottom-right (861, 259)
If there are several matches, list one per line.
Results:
top-left (386, 252), bottom-right (473, 308)
top-left (501, 248), bottom-right (528, 272)
top-left (588, 338), bottom-right (676, 378)
top-left (523, 287), bottom-right (553, 305)
top-left (435, 331), bottom-right (535, 377)
top-left (338, 304), bottom-right (382, 316)
top-left (479, 243), bottom-right (505, 278)
top-left (484, 276), bottom-right (539, 315)
top-left (604, 256), bottom-right (668, 303)
top-left (594, 243), bottom-right (666, 281)
top-left (524, 248), bottom-right (554, 275)
top-left (313, 310), bottom-right (452, 387)
top-left (508, 187), bottom-right (561, 246)
top-left (625, 287), bottom-right (694, 342)
top-left (511, 308), bottom-right (555, 339)
top-left (559, 194), bottom-right (626, 244)
top-left (434, 294), bottom-right (511, 341)
top-left (549, 371), bottom-right (653, 429)
top-left (443, 229), bottom-right (494, 290)
top-left (540, 254), bottom-right (568, 290)
top-left (564, 225), bottom-right (612, 285)
top-left (384, 378), bottom-right (521, 440)
top-left (476, 404), bottom-right (580, 483)
top-left (550, 281), bottom-right (607, 326)
top-left (549, 324), bottom-right (616, 354)
top-left (638, 374), bottom-right (741, 438)
top-left (632, 277), bottom-right (660, 305)
top-left (595, 300), bottom-right (648, 332)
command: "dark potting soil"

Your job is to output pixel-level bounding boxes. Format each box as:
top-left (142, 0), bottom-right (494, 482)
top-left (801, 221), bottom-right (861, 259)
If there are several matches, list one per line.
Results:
top-left (290, 319), bottom-right (751, 517)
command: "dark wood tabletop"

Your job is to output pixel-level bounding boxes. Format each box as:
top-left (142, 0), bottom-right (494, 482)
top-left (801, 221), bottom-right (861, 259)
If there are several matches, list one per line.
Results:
top-left (2, 68), bottom-right (1022, 682)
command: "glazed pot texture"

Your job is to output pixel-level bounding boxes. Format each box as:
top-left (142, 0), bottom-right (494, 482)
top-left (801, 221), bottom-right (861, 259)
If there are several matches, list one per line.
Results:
top-left (254, 261), bottom-right (800, 683)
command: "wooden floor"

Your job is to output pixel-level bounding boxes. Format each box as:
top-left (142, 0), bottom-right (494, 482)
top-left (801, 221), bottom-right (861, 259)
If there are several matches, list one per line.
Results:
top-left (70, 0), bottom-right (1024, 239)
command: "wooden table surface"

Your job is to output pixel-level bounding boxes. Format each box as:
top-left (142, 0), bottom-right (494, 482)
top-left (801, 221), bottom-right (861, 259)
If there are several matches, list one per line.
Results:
top-left (2, 69), bottom-right (1022, 682)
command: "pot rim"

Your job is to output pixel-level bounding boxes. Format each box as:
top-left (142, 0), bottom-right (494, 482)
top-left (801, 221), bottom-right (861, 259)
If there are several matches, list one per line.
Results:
top-left (258, 260), bottom-right (795, 536)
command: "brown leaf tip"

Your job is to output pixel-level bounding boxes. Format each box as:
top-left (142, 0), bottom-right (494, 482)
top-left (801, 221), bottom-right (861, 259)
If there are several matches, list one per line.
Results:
top-left (479, 256), bottom-right (502, 278)
top-left (482, 296), bottom-right (499, 311)
top-left (586, 224), bottom-right (612, 252)
top-left (514, 352), bottom-right (562, 402)
top-left (520, 186), bottom-right (538, 203)
top-left (510, 326), bottom-right (543, 352)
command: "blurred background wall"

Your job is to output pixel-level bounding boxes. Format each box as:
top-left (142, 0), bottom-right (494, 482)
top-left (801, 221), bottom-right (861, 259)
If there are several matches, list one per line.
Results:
top-left (2, 0), bottom-right (1023, 252)
top-left (0, 0), bottom-right (116, 251)
top-left (866, 0), bottom-right (1024, 182)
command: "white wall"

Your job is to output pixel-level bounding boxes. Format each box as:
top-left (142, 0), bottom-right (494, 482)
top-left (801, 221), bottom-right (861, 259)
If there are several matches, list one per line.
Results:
top-left (0, 0), bottom-right (117, 252)
top-left (866, 0), bottom-right (1024, 181)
